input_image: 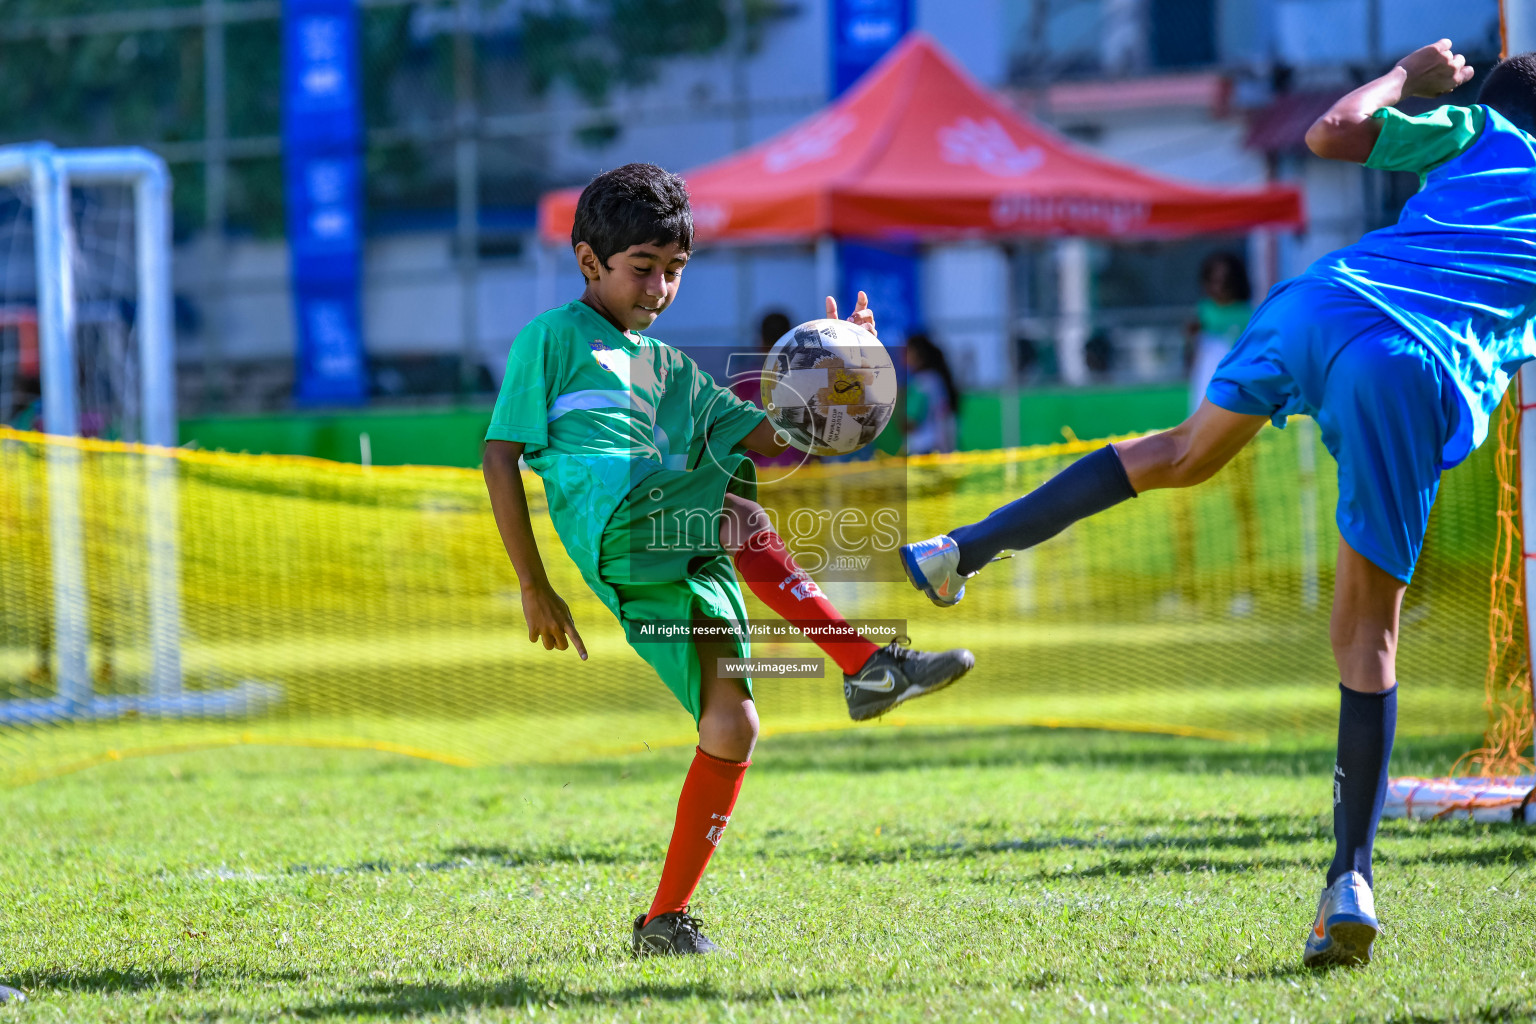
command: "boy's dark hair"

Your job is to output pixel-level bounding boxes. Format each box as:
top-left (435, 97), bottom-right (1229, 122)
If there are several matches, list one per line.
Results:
top-left (1479, 52), bottom-right (1536, 135)
top-left (1200, 251), bottom-right (1252, 303)
top-left (905, 331), bottom-right (962, 414)
top-left (758, 310), bottom-right (791, 349)
top-left (571, 163), bottom-right (693, 268)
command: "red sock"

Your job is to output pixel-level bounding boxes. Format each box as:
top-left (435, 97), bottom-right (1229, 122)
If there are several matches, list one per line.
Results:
top-left (645, 747), bottom-right (750, 924)
top-left (731, 530), bottom-right (881, 675)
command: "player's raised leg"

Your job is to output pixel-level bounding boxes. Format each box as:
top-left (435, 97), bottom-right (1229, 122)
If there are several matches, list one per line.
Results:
top-left (1304, 537), bottom-right (1402, 968)
top-left (633, 610), bottom-right (755, 956)
top-left (901, 400), bottom-right (1268, 607)
top-left (720, 493), bottom-right (974, 720)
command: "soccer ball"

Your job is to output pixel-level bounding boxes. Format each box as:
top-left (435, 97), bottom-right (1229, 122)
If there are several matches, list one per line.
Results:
top-left (760, 318), bottom-right (898, 456)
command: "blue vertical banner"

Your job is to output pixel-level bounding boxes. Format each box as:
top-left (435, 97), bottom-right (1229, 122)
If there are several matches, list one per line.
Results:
top-left (839, 240), bottom-right (922, 345)
top-left (832, 0), bottom-right (920, 356)
top-left (283, 0), bottom-right (368, 405)
top-left (830, 0), bottom-right (913, 97)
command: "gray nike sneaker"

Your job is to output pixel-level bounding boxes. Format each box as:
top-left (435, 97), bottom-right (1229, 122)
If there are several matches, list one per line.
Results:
top-left (843, 638), bottom-right (975, 721)
top-left (632, 910), bottom-right (728, 956)
top-left (0, 984), bottom-right (23, 1004)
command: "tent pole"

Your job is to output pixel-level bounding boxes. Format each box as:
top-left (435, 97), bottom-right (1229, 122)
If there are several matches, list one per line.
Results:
top-left (736, 246), bottom-right (752, 356)
top-left (815, 234), bottom-right (837, 312)
top-left (1002, 242), bottom-right (1020, 451)
top-left (1056, 237), bottom-right (1090, 387)
top-left (1246, 228), bottom-right (1275, 301)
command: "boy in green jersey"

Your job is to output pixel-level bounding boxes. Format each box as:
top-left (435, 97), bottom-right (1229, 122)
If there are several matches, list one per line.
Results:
top-left (483, 164), bottom-right (974, 956)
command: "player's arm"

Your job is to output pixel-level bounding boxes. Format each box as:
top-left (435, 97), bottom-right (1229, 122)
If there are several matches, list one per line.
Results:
top-left (743, 417), bottom-right (790, 456)
top-left (483, 439), bottom-right (588, 660)
top-left (1306, 39), bottom-right (1473, 162)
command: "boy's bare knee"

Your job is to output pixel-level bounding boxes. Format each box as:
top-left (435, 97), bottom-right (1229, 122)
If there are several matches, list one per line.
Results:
top-left (699, 701), bottom-right (758, 760)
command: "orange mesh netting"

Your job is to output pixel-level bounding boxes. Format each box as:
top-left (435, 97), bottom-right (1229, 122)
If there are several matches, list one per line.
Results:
top-left (1454, 387), bottom-right (1536, 777)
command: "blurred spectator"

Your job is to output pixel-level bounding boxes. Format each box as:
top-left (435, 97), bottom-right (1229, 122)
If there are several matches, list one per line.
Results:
top-left (1015, 334), bottom-right (1059, 383)
top-left (904, 332), bottom-right (960, 455)
top-left (735, 310), bottom-right (799, 468)
top-left (1164, 251), bottom-right (1258, 620)
top-left (758, 311), bottom-right (791, 352)
top-left (1185, 251), bottom-right (1253, 414)
top-left (1084, 329), bottom-right (1115, 376)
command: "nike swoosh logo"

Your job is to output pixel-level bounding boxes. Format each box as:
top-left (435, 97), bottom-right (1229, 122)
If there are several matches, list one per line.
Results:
top-left (1313, 915), bottom-right (1327, 939)
top-left (849, 669), bottom-right (896, 693)
top-left (937, 578), bottom-right (950, 597)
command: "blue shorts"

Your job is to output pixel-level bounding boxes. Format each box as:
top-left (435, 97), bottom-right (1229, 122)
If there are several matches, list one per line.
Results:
top-left (1206, 277), bottom-right (1461, 583)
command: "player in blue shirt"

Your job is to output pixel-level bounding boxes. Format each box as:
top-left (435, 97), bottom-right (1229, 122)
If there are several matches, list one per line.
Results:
top-left (902, 39), bottom-right (1533, 968)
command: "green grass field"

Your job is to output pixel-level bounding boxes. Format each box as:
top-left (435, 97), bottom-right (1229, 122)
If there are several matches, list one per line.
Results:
top-left (3, 725), bottom-right (1533, 1023)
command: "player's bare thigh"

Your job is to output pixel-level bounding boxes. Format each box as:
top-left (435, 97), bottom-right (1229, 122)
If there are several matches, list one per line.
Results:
top-left (1114, 399), bottom-right (1268, 493)
top-left (717, 492), bottom-right (772, 555)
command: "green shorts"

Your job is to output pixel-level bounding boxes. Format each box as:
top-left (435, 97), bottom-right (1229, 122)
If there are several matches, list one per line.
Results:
top-left (598, 451), bottom-right (758, 720)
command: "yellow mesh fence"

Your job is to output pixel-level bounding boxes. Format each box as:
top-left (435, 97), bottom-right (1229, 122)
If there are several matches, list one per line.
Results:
top-left (0, 411), bottom-right (1510, 786)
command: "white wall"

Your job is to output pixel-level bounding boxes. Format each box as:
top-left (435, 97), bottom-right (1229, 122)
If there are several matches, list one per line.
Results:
top-left (187, 239), bottom-right (290, 361)
top-left (186, 232), bottom-right (831, 388)
top-left (923, 243), bottom-right (1010, 388)
top-left (1087, 113), bottom-right (1269, 186)
top-left (1281, 156), bottom-right (1368, 278)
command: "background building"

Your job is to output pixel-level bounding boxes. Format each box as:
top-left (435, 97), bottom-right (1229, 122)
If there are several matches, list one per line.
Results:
top-left (0, 0), bottom-right (1504, 435)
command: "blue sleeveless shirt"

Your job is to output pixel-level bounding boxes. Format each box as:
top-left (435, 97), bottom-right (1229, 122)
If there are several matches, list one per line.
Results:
top-left (1299, 105), bottom-right (1536, 465)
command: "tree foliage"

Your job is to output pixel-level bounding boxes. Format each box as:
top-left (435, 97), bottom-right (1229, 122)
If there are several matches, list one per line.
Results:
top-left (0, 0), bottom-right (779, 236)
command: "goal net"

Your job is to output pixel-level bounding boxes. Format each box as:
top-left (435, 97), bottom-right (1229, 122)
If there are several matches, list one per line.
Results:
top-left (0, 413), bottom-right (1510, 786)
top-left (1378, 0), bottom-right (1536, 823)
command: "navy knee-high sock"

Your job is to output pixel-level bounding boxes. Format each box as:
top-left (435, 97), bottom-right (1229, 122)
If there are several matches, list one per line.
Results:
top-left (950, 446), bottom-right (1137, 576)
top-left (1327, 683), bottom-right (1397, 887)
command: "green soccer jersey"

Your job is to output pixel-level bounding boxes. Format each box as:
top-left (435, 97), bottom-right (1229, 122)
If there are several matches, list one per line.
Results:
top-left (486, 300), bottom-right (765, 606)
top-left (1196, 298), bottom-right (1251, 342)
top-left (1366, 104), bottom-right (1486, 182)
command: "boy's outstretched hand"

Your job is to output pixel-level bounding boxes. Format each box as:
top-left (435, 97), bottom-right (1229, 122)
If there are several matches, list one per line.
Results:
top-left (1398, 39), bottom-right (1474, 98)
top-left (826, 290), bottom-right (878, 337)
top-left (521, 583), bottom-right (588, 660)
top-left (1307, 38), bottom-right (1473, 163)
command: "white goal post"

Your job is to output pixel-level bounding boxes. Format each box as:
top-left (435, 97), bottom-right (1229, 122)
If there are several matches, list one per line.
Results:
top-left (1504, 0), bottom-right (1536, 770)
top-left (0, 144), bottom-right (180, 719)
top-left (0, 144), bottom-right (282, 724)
top-left (1380, 3), bottom-right (1536, 821)
top-left (0, 144), bottom-right (273, 725)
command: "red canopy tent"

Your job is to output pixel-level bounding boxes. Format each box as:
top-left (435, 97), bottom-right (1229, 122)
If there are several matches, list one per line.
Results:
top-left (538, 33), bottom-right (1304, 244)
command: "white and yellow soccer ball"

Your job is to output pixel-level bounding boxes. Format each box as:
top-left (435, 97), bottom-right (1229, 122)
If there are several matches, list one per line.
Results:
top-left (760, 318), bottom-right (898, 456)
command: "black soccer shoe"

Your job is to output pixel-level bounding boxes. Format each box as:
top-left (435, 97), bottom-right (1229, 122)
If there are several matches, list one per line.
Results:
top-left (843, 638), bottom-right (975, 721)
top-left (632, 910), bottom-right (728, 956)
top-left (0, 983), bottom-right (23, 1004)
